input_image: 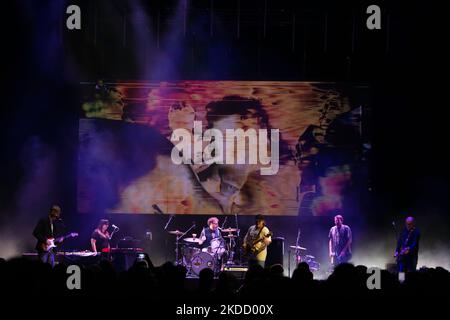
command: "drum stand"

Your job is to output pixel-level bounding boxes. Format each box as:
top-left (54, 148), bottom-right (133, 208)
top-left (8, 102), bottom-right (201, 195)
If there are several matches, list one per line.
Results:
top-left (175, 223), bottom-right (196, 266)
top-left (174, 235), bottom-right (182, 266)
top-left (225, 236), bottom-right (236, 266)
top-left (212, 237), bottom-right (226, 275)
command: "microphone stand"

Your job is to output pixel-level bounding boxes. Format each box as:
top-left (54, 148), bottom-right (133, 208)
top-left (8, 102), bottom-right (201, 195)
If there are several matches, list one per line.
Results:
top-left (293, 228), bottom-right (301, 268)
top-left (110, 226), bottom-right (119, 239)
top-left (212, 229), bottom-right (224, 275)
top-left (221, 216), bottom-right (228, 230)
top-left (392, 220), bottom-right (400, 262)
top-left (163, 214), bottom-right (174, 262)
top-left (157, 206), bottom-right (174, 262)
top-left (156, 206), bottom-right (172, 262)
top-left (164, 215), bottom-right (175, 231)
top-left (234, 213), bottom-right (240, 264)
top-left (180, 223), bottom-right (196, 239)
top-left (219, 216), bottom-right (232, 268)
top-left (288, 248), bottom-right (292, 277)
top-left (109, 227), bottom-right (119, 259)
top-left (392, 221), bottom-right (398, 242)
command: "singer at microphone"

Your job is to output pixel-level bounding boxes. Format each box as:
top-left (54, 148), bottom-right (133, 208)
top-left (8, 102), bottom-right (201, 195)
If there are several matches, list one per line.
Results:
top-left (90, 219), bottom-right (111, 254)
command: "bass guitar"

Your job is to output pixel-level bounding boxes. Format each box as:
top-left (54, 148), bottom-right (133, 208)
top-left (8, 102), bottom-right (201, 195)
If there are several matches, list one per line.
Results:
top-left (243, 232), bottom-right (273, 256)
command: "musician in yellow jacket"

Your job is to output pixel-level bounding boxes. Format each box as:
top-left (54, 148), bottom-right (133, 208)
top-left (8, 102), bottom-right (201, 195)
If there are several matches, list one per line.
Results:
top-left (243, 214), bottom-right (272, 268)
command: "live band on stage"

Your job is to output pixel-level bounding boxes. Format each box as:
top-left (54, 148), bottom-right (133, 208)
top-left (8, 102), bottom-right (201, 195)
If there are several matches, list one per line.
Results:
top-left (32, 204), bottom-right (421, 276)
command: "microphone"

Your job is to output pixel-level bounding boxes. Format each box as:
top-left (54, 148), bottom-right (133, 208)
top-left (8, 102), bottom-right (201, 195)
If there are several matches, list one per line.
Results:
top-left (112, 224), bottom-right (119, 230)
top-left (152, 204), bottom-right (164, 214)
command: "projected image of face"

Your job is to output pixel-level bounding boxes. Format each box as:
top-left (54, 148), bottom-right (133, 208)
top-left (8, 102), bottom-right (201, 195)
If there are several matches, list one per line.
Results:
top-left (210, 112), bottom-right (262, 178)
top-left (78, 81), bottom-right (369, 216)
top-left (190, 96), bottom-right (279, 213)
top-left (206, 114), bottom-right (253, 186)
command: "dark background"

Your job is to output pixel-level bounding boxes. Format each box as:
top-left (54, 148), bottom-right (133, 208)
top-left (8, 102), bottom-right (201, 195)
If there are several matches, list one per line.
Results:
top-left (0, 0), bottom-right (448, 271)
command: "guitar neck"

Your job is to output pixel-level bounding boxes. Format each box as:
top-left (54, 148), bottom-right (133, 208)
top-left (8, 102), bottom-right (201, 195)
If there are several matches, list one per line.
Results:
top-left (56, 233), bottom-right (77, 242)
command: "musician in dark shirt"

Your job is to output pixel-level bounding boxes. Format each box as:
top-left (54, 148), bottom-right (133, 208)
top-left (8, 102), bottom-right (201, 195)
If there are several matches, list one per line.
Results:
top-left (395, 216), bottom-right (420, 272)
top-left (32, 205), bottom-right (64, 266)
top-left (90, 219), bottom-right (111, 253)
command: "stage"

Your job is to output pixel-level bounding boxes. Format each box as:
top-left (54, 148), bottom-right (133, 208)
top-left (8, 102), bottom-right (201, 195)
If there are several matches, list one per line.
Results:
top-left (0, 0), bottom-right (449, 311)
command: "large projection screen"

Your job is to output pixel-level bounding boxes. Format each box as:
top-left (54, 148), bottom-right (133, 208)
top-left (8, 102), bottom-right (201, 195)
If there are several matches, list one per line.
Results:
top-left (78, 81), bottom-right (369, 216)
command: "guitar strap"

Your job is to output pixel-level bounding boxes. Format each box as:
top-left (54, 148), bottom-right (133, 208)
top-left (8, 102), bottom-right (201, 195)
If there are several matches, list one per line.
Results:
top-left (252, 225), bottom-right (265, 246)
top-left (402, 228), bottom-right (414, 251)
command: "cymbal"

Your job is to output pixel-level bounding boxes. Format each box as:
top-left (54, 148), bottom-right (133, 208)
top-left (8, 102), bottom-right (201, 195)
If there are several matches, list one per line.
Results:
top-left (305, 255), bottom-right (315, 259)
top-left (184, 237), bottom-right (201, 243)
top-left (290, 245), bottom-right (307, 250)
top-left (223, 234), bottom-right (237, 238)
top-left (221, 228), bottom-right (238, 233)
top-left (168, 230), bottom-right (183, 236)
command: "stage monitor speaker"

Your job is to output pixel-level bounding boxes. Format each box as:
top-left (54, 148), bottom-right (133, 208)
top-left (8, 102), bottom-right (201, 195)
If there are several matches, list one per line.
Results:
top-left (118, 237), bottom-right (141, 248)
top-left (385, 263), bottom-right (397, 274)
top-left (223, 266), bottom-right (248, 279)
top-left (112, 251), bottom-right (141, 272)
top-left (266, 237), bottom-right (284, 268)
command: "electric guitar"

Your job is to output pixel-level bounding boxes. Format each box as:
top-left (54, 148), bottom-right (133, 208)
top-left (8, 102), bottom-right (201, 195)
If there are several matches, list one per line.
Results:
top-left (40, 232), bottom-right (79, 252)
top-left (395, 246), bottom-right (410, 263)
top-left (243, 232), bottom-right (273, 256)
top-left (331, 249), bottom-right (352, 265)
top-left (395, 228), bottom-right (414, 263)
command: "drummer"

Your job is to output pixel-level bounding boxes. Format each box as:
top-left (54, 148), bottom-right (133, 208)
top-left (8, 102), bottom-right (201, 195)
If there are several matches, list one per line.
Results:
top-left (198, 217), bottom-right (222, 251)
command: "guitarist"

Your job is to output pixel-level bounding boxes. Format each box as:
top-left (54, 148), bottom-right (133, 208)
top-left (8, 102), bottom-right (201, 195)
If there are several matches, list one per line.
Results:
top-left (328, 214), bottom-right (352, 267)
top-left (395, 216), bottom-right (420, 272)
top-left (243, 214), bottom-right (272, 268)
top-left (32, 205), bottom-right (65, 266)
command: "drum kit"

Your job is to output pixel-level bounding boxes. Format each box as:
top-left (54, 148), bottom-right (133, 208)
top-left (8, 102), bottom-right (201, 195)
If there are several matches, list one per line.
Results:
top-left (289, 245), bottom-right (320, 271)
top-left (169, 228), bottom-right (240, 276)
top-left (288, 229), bottom-right (320, 272)
top-left (169, 226), bottom-right (321, 276)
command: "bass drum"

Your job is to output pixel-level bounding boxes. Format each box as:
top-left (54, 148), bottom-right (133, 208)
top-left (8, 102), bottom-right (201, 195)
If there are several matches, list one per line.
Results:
top-left (191, 252), bottom-right (214, 276)
top-left (182, 245), bottom-right (200, 266)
